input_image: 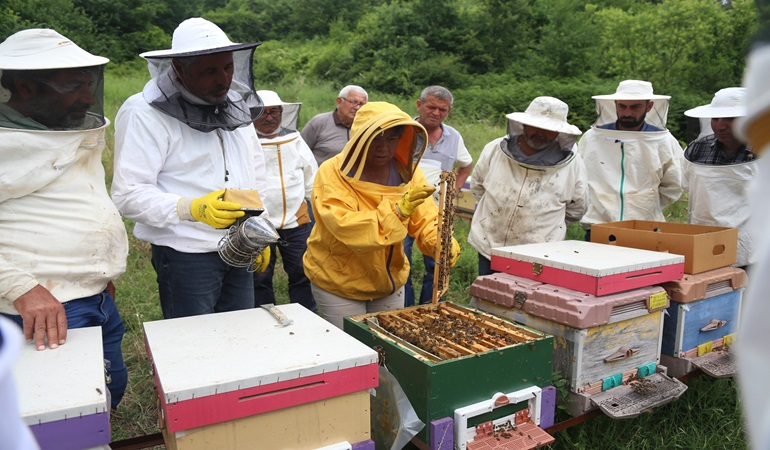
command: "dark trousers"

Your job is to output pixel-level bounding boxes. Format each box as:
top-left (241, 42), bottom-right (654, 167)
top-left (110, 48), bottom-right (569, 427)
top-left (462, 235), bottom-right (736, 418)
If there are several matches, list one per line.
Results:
top-left (151, 245), bottom-right (254, 319)
top-left (478, 253), bottom-right (497, 277)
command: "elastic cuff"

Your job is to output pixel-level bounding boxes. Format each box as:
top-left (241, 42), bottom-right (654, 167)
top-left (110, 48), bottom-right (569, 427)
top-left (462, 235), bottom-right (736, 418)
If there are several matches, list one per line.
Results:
top-left (177, 197), bottom-right (194, 222)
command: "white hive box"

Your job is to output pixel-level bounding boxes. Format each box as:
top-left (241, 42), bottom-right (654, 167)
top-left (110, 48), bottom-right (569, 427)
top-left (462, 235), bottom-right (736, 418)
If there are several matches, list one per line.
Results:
top-left (491, 240), bottom-right (684, 296)
top-left (14, 326), bottom-right (110, 450)
top-left (143, 304), bottom-right (379, 450)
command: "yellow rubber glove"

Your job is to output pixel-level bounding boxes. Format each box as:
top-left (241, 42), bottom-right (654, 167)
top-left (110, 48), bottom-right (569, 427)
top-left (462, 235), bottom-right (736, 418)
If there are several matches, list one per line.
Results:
top-left (449, 237), bottom-right (461, 268)
top-left (395, 185), bottom-right (436, 218)
top-left (190, 189), bottom-right (244, 229)
top-left (252, 246), bottom-right (271, 273)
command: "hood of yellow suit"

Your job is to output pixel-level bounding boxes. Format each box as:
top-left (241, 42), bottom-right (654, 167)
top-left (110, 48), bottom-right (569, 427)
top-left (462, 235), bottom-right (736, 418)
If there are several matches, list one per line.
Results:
top-left (339, 101), bottom-right (428, 184)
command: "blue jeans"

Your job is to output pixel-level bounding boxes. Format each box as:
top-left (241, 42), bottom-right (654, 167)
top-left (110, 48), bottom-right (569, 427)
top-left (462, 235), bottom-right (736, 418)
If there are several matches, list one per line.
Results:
top-left (403, 235), bottom-right (436, 306)
top-left (2, 292), bottom-right (127, 410)
top-left (151, 245), bottom-right (254, 319)
top-left (254, 223), bottom-right (316, 311)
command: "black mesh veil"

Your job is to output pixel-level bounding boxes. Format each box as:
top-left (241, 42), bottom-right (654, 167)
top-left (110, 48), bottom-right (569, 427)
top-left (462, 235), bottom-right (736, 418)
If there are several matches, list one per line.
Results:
top-left (142, 47), bottom-right (263, 133)
top-left (0, 65), bottom-right (106, 130)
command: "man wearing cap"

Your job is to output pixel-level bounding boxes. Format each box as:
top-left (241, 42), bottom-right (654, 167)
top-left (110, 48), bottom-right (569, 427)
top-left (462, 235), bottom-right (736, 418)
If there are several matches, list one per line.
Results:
top-left (301, 85), bottom-right (368, 166)
top-left (578, 80), bottom-right (683, 239)
top-left (404, 85), bottom-right (473, 306)
top-left (0, 29), bottom-right (129, 409)
top-left (252, 90), bottom-right (318, 312)
top-left (683, 87), bottom-right (756, 268)
top-left (469, 96), bottom-right (588, 276)
top-left (111, 18), bottom-right (270, 319)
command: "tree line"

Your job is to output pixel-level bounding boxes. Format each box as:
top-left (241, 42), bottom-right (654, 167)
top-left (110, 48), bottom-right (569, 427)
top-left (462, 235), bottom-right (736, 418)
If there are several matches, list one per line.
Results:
top-left (1, 0), bottom-right (759, 138)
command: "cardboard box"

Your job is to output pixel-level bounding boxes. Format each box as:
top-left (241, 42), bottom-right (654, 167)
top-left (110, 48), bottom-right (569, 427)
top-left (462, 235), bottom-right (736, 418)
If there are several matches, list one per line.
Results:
top-left (590, 220), bottom-right (738, 274)
top-left (14, 327), bottom-right (110, 450)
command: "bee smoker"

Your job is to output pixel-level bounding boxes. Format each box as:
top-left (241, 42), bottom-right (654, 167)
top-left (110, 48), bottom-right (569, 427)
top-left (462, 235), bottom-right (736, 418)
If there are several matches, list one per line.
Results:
top-left (217, 213), bottom-right (280, 270)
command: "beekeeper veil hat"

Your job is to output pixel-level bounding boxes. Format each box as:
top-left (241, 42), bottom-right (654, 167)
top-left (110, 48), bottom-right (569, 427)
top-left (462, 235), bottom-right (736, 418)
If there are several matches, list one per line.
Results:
top-left (140, 17), bottom-right (263, 132)
top-left (0, 28), bottom-right (108, 129)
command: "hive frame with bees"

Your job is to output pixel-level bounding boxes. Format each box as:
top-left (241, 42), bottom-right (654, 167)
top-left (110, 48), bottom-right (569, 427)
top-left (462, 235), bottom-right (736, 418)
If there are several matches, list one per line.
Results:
top-left (432, 170), bottom-right (457, 303)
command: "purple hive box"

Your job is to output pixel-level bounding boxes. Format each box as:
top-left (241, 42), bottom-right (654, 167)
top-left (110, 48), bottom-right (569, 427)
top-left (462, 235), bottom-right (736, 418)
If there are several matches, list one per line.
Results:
top-left (13, 326), bottom-right (110, 450)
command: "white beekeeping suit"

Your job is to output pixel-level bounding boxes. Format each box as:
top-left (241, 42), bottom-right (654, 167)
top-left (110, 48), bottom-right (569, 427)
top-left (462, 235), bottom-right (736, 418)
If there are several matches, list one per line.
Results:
top-left (682, 87), bottom-right (758, 268)
top-left (736, 19), bottom-right (770, 449)
top-left (578, 80), bottom-right (683, 229)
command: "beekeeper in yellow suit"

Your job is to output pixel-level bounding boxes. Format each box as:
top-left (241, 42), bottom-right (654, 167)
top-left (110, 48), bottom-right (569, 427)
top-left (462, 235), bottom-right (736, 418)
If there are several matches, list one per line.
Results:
top-left (304, 101), bottom-right (461, 328)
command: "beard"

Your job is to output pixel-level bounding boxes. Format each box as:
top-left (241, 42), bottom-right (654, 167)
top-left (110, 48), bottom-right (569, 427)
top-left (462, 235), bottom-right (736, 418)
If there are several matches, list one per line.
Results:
top-left (27, 97), bottom-right (89, 129)
top-left (524, 134), bottom-right (552, 151)
top-left (617, 113), bottom-right (646, 130)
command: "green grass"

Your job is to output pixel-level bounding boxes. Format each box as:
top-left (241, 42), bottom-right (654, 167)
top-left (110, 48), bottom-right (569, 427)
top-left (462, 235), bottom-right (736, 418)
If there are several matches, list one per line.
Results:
top-left (102, 73), bottom-right (745, 448)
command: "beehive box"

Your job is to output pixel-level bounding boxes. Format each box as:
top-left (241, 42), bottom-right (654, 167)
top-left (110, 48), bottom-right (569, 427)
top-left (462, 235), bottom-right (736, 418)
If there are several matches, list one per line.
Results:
top-left (659, 266), bottom-right (747, 303)
top-left (590, 220), bottom-right (738, 274)
top-left (491, 240), bottom-right (684, 296)
top-left (344, 302), bottom-right (554, 447)
top-left (659, 267), bottom-right (746, 378)
top-left (471, 273), bottom-right (687, 419)
top-left (455, 183), bottom-right (476, 215)
top-left (144, 304), bottom-right (378, 450)
top-left (13, 326), bottom-right (110, 450)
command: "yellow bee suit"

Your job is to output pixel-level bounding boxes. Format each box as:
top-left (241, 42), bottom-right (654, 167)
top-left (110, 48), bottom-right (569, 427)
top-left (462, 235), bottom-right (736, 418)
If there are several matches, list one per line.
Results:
top-left (303, 102), bottom-right (439, 300)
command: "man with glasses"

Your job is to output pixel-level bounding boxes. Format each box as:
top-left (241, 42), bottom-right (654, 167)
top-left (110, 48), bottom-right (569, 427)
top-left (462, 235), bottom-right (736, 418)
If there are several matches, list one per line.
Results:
top-left (0, 28), bottom-right (129, 409)
top-left (252, 90), bottom-right (318, 312)
top-left (301, 85), bottom-right (368, 166)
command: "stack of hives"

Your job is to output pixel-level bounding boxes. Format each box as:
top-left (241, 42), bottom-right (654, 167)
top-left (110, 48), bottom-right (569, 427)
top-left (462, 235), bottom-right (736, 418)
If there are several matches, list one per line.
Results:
top-left (473, 239), bottom-right (689, 418)
top-left (589, 220), bottom-right (746, 379)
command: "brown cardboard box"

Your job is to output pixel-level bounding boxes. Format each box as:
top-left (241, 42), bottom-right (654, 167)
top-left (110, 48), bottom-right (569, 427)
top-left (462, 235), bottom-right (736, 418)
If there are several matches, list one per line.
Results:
top-left (590, 220), bottom-right (738, 274)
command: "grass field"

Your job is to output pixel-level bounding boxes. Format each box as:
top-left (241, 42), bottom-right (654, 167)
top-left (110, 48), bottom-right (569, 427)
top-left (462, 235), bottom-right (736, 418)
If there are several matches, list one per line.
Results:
top-left (103, 73), bottom-right (747, 448)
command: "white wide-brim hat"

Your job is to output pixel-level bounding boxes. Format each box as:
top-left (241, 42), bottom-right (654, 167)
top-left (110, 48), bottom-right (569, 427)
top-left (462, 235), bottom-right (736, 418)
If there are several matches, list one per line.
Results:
top-left (685, 87), bottom-right (746, 118)
top-left (0, 28), bottom-right (108, 69)
top-left (592, 79), bottom-right (670, 101)
top-left (140, 17), bottom-right (259, 59)
top-left (256, 90), bottom-right (300, 108)
top-left (506, 96), bottom-right (581, 135)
